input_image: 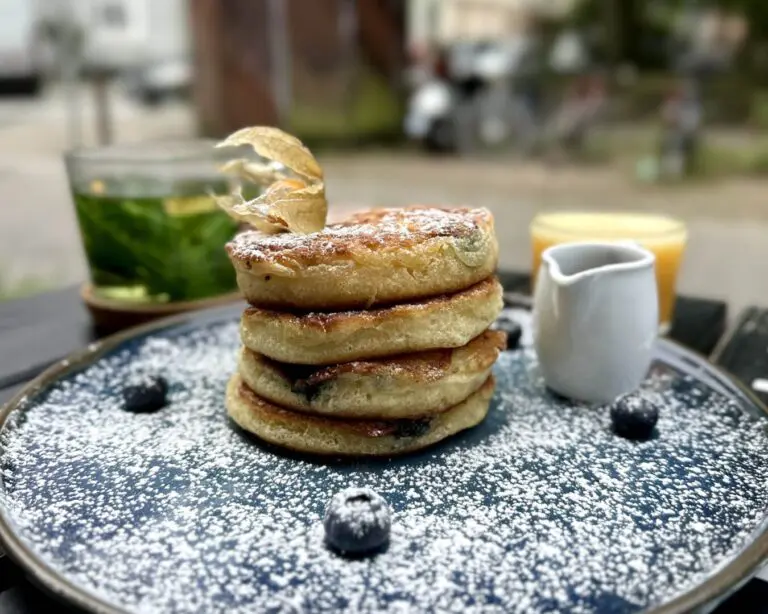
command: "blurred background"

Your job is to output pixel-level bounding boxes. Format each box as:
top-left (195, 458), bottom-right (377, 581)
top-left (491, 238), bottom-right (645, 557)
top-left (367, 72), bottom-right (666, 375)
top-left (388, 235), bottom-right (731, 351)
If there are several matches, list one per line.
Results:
top-left (1, 0), bottom-right (767, 317)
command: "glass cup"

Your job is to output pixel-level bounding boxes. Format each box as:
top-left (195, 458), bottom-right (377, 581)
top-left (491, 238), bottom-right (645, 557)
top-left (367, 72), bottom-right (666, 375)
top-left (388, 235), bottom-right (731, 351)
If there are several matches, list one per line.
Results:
top-left (530, 212), bottom-right (688, 333)
top-left (65, 140), bottom-right (254, 304)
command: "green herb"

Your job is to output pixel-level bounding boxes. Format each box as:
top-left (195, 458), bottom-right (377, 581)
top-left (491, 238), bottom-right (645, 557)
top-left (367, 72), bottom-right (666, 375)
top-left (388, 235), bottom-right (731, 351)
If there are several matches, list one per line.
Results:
top-left (73, 179), bottom-right (248, 303)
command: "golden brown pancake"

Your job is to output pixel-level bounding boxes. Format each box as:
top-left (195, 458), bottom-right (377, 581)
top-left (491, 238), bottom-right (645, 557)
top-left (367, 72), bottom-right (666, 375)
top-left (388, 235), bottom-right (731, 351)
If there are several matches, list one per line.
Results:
top-left (226, 374), bottom-right (495, 456)
top-left (240, 276), bottom-right (503, 365)
top-left (227, 206), bottom-right (498, 310)
top-left (237, 330), bottom-right (506, 419)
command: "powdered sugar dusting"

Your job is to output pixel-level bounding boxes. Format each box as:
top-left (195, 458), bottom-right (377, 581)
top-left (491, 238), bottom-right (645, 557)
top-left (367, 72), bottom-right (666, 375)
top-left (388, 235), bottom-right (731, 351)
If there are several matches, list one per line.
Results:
top-left (2, 318), bottom-right (768, 614)
top-left (227, 207), bottom-right (488, 263)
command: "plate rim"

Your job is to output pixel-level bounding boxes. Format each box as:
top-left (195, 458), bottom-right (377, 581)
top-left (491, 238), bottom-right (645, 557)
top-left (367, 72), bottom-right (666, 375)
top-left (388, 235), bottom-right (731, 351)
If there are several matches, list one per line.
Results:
top-left (0, 306), bottom-right (766, 614)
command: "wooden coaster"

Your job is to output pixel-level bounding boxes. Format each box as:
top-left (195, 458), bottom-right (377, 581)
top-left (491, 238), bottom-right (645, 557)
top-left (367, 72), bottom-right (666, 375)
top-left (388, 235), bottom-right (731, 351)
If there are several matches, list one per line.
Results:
top-left (81, 284), bottom-right (243, 333)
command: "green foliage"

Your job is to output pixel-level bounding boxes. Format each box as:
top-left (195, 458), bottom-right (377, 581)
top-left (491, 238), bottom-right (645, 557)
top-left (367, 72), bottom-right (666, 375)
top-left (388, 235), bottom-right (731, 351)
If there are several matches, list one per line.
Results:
top-left (289, 68), bottom-right (403, 142)
top-left (749, 147), bottom-right (768, 174)
top-left (685, 139), bottom-right (768, 178)
top-left (750, 90), bottom-right (768, 128)
top-left (568, 0), bottom-right (768, 69)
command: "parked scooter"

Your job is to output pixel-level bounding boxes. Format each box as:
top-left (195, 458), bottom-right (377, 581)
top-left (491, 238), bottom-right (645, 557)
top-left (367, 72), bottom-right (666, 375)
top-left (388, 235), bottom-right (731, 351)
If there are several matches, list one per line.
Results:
top-left (404, 40), bottom-right (535, 154)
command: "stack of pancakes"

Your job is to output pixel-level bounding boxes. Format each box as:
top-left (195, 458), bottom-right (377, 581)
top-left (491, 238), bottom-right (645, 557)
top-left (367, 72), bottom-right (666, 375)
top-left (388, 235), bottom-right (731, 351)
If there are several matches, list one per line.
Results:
top-left (224, 206), bottom-right (505, 456)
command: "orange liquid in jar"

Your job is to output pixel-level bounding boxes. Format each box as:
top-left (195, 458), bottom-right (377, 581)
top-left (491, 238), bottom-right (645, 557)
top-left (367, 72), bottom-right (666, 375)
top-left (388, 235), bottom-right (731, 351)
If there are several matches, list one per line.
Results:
top-left (531, 212), bottom-right (687, 331)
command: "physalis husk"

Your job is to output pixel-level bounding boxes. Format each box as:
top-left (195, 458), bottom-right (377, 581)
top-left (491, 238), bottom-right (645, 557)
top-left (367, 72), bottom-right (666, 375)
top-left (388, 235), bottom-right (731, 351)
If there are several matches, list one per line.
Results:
top-left (213, 126), bottom-right (327, 234)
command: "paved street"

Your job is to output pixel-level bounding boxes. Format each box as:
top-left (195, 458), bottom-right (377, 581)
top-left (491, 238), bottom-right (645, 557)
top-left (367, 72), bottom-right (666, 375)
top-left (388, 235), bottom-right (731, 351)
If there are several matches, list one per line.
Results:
top-left (2, 85), bottom-right (768, 319)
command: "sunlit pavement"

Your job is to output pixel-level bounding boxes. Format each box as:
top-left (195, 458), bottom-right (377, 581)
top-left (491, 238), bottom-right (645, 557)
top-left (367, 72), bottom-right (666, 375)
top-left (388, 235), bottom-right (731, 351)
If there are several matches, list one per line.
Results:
top-left (2, 85), bottom-right (768, 320)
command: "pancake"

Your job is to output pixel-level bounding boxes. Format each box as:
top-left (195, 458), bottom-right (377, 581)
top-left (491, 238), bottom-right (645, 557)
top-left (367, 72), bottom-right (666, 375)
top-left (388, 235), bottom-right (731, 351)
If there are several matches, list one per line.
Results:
top-left (226, 373), bottom-right (495, 456)
top-left (240, 276), bottom-right (503, 365)
top-left (227, 206), bottom-right (498, 310)
top-left (237, 330), bottom-right (506, 419)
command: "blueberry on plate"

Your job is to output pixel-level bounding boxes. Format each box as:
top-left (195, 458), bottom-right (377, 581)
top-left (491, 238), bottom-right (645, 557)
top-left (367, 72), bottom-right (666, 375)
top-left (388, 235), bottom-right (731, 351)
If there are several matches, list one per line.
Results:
top-left (610, 395), bottom-right (658, 440)
top-left (324, 487), bottom-right (391, 555)
top-left (122, 375), bottom-right (168, 413)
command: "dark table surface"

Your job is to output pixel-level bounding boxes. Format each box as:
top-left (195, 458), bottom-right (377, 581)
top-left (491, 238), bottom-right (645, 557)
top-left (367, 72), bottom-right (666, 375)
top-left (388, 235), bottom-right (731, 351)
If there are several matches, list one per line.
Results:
top-left (1, 276), bottom-right (768, 614)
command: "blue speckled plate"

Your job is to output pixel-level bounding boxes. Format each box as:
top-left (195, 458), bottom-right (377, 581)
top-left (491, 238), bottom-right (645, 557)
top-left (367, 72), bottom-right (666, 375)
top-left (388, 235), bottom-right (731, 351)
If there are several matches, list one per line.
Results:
top-left (1, 305), bottom-right (768, 614)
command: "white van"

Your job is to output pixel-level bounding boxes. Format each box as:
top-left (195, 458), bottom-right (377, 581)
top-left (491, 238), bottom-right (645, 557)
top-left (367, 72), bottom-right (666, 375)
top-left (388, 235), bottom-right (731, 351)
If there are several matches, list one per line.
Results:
top-left (72, 0), bottom-right (191, 104)
top-left (0, 0), bottom-right (42, 93)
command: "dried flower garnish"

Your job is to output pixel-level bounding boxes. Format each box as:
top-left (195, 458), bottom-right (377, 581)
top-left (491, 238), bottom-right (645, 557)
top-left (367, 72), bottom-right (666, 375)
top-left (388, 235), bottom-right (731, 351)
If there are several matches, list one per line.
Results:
top-left (213, 126), bottom-right (327, 234)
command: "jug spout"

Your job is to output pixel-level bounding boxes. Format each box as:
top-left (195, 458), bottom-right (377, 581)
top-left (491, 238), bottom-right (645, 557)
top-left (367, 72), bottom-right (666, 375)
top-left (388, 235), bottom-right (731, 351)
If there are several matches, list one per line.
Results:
top-left (541, 241), bottom-right (655, 287)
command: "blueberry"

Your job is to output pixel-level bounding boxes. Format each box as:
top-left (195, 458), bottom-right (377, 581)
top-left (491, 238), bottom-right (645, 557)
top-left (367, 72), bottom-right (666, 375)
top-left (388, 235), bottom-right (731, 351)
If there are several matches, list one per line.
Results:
top-left (610, 395), bottom-right (658, 440)
top-left (393, 418), bottom-right (431, 439)
top-left (324, 487), bottom-right (391, 555)
top-left (122, 375), bottom-right (168, 413)
top-left (491, 311), bottom-right (522, 350)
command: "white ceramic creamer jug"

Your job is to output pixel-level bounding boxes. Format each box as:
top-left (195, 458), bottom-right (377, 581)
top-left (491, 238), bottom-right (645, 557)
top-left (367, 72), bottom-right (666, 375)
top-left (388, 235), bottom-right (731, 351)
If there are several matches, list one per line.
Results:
top-left (533, 241), bottom-right (658, 404)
